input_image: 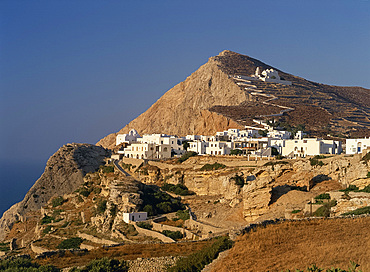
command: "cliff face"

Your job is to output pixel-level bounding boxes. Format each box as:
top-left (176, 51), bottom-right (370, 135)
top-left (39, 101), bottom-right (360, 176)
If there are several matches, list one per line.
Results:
top-left (0, 143), bottom-right (110, 241)
top-left (97, 50), bottom-right (246, 149)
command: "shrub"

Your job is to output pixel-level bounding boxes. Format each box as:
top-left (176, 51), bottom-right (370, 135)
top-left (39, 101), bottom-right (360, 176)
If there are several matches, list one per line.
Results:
top-left (101, 165), bottom-right (114, 173)
top-left (73, 257), bottom-right (128, 272)
top-left (41, 215), bottom-right (54, 225)
top-left (162, 230), bottom-right (183, 240)
top-left (176, 209), bottom-right (190, 221)
top-left (313, 200), bottom-right (337, 217)
top-left (310, 158), bottom-right (324, 166)
top-left (168, 236), bottom-right (233, 272)
top-left (161, 183), bottom-right (194, 196)
top-left (264, 161), bottom-right (289, 167)
top-left (141, 186), bottom-right (184, 215)
top-left (110, 204), bottom-right (118, 217)
top-left (291, 209), bottom-right (301, 214)
top-left (78, 187), bottom-right (91, 197)
top-left (97, 200), bottom-right (107, 214)
top-left (341, 206), bottom-right (370, 216)
top-left (200, 163), bottom-right (226, 171)
top-left (367, 172), bottom-right (370, 178)
top-left (52, 196), bottom-right (65, 207)
top-left (230, 174), bottom-right (245, 186)
top-left (57, 237), bottom-right (83, 249)
top-left (0, 256), bottom-right (60, 271)
top-left (0, 242), bottom-right (9, 252)
top-left (230, 149), bottom-right (243, 155)
top-left (314, 193), bottom-right (330, 200)
top-left (143, 204), bottom-right (154, 216)
top-left (136, 222), bottom-right (153, 230)
top-left (178, 151), bottom-right (197, 163)
top-left (43, 225), bottom-right (52, 234)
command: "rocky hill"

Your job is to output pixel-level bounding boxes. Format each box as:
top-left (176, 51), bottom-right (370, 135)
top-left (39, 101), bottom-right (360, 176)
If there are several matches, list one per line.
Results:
top-left (0, 143), bottom-right (110, 241)
top-left (97, 50), bottom-right (370, 149)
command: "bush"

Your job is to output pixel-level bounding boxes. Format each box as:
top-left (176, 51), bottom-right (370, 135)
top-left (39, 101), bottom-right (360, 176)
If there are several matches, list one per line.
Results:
top-left (52, 196), bottom-right (65, 207)
top-left (341, 206), bottom-right (370, 216)
top-left (97, 200), bottom-right (107, 214)
top-left (41, 215), bottom-right (54, 225)
top-left (168, 236), bottom-right (233, 272)
top-left (310, 158), bottom-right (324, 166)
top-left (162, 230), bottom-right (183, 240)
top-left (43, 225), bottom-right (52, 234)
top-left (0, 256), bottom-right (60, 271)
top-left (72, 257), bottom-right (128, 272)
top-left (291, 209), bottom-right (301, 214)
top-left (230, 149), bottom-right (243, 155)
top-left (110, 204), bottom-right (118, 217)
top-left (200, 163), bottom-right (226, 171)
top-left (136, 222), bottom-right (153, 230)
top-left (78, 187), bottom-right (91, 198)
top-left (101, 165), bottom-right (114, 173)
top-left (313, 200), bottom-right (337, 217)
top-left (230, 174), bottom-right (245, 186)
top-left (141, 186), bottom-right (184, 216)
top-left (314, 193), bottom-right (330, 200)
top-left (143, 204), bottom-right (154, 216)
top-left (161, 183), bottom-right (194, 196)
top-left (57, 237), bottom-right (83, 249)
top-left (176, 209), bottom-right (190, 221)
top-left (178, 151), bottom-right (197, 163)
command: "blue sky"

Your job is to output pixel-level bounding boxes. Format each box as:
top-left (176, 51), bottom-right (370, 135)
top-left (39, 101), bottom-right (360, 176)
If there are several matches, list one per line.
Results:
top-left (0, 0), bottom-right (369, 214)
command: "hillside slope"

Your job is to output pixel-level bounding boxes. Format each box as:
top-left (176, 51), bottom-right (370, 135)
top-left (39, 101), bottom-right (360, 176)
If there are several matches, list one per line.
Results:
top-left (0, 143), bottom-right (110, 241)
top-left (97, 50), bottom-right (370, 149)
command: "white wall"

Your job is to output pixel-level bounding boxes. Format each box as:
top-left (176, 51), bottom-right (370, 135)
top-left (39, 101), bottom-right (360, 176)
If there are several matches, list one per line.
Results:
top-left (346, 138), bottom-right (370, 154)
top-left (123, 212), bottom-right (147, 223)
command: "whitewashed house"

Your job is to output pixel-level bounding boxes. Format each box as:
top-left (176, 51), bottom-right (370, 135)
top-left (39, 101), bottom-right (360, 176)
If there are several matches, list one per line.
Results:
top-left (346, 138), bottom-right (370, 154)
top-left (137, 134), bottom-right (185, 155)
top-left (270, 138), bottom-right (342, 158)
top-left (123, 143), bottom-right (171, 160)
top-left (267, 129), bottom-right (291, 139)
top-left (206, 141), bottom-right (232, 155)
top-left (123, 212), bottom-right (147, 223)
top-left (187, 141), bottom-right (208, 155)
top-left (116, 129), bottom-right (141, 146)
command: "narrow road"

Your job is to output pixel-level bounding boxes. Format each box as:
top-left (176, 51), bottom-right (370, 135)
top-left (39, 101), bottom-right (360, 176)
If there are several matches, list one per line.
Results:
top-left (112, 159), bottom-right (130, 177)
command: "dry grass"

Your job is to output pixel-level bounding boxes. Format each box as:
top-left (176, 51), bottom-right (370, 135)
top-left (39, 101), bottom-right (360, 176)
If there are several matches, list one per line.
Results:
top-left (35, 240), bottom-right (212, 269)
top-left (212, 217), bottom-right (370, 272)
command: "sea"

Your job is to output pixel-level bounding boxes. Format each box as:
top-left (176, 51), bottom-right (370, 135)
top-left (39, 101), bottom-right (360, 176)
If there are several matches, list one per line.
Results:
top-left (0, 160), bottom-right (45, 217)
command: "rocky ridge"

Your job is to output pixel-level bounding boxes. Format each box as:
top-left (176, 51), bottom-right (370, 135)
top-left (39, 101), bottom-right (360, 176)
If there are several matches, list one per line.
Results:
top-left (97, 50), bottom-right (370, 148)
top-left (0, 143), bottom-right (110, 241)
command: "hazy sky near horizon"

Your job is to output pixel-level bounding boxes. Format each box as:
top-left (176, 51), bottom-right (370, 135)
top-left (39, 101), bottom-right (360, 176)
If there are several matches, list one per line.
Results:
top-left (0, 0), bottom-right (370, 214)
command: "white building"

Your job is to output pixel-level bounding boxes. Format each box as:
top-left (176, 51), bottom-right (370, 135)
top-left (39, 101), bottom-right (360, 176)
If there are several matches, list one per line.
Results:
top-left (206, 141), bottom-right (233, 155)
top-left (270, 138), bottom-right (342, 158)
top-left (346, 138), bottom-right (370, 154)
top-left (116, 129), bottom-right (141, 146)
top-left (137, 134), bottom-right (185, 155)
top-left (267, 129), bottom-right (291, 139)
top-left (123, 143), bottom-right (171, 160)
top-left (186, 135), bottom-right (201, 141)
top-left (123, 212), bottom-right (147, 223)
top-left (188, 141), bottom-right (208, 155)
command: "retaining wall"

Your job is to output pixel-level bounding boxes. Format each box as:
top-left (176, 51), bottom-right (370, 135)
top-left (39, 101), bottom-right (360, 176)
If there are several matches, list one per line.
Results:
top-left (77, 231), bottom-right (118, 246)
top-left (134, 224), bottom-right (175, 243)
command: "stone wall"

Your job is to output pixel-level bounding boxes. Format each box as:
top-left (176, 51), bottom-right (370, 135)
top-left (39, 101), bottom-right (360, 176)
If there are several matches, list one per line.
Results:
top-left (77, 231), bottom-right (118, 246)
top-left (151, 222), bottom-right (196, 240)
top-left (133, 224), bottom-right (175, 243)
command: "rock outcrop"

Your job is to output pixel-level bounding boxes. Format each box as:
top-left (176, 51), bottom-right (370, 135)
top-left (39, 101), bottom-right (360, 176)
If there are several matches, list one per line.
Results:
top-left (0, 143), bottom-right (110, 241)
top-left (97, 50), bottom-right (370, 148)
top-left (97, 50), bottom-right (247, 149)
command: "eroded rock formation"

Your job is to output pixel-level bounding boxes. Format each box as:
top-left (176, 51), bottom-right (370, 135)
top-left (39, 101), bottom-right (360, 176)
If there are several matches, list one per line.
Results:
top-left (0, 143), bottom-right (110, 241)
